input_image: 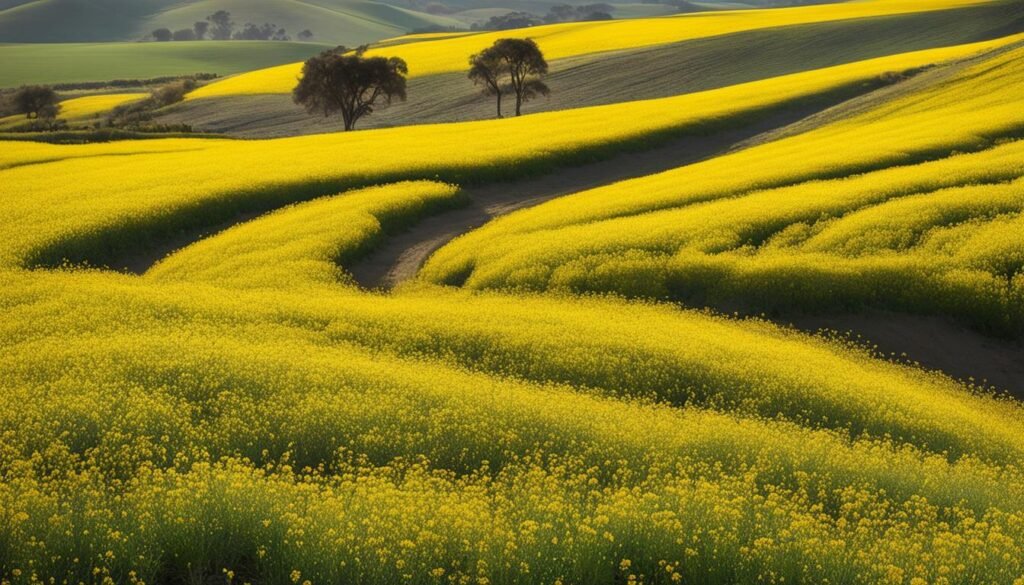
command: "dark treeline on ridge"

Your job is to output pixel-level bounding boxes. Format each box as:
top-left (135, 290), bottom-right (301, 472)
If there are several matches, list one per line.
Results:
top-left (151, 10), bottom-right (314, 43)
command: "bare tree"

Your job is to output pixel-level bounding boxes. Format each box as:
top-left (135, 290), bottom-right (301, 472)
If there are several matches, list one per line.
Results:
top-left (13, 86), bottom-right (59, 120)
top-left (468, 38), bottom-right (549, 117)
top-left (468, 46), bottom-right (507, 118)
top-left (293, 47), bottom-right (408, 131)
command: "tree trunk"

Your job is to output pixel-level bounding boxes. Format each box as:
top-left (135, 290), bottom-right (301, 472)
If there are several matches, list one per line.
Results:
top-left (515, 91), bottom-right (522, 116)
top-left (496, 92), bottom-right (503, 118)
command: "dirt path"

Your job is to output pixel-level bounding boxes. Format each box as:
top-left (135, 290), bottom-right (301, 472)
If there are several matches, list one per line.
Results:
top-left (347, 101), bottom-right (849, 289)
top-left (781, 311), bottom-right (1024, 398)
top-left (345, 69), bottom-right (1024, 398)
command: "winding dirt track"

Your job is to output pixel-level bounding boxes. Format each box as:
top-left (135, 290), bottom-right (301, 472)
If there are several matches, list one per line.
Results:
top-left (347, 103), bottom-right (843, 290)
top-left (345, 86), bottom-right (1024, 397)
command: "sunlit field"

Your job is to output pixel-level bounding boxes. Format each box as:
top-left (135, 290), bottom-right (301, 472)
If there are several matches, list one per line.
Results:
top-left (3, 38), bottom-right (1015, 269)
top-left (3, 1), bottom-right (1024, 584)
top-left (188, 0), bottom-right (996, 98)
top-left (0, 93), bottom-right (147, 130)
top-left (423, 42), bottom-right (1024, 335)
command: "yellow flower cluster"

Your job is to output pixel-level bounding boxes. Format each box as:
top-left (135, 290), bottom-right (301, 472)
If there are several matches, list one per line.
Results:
top-left (56, 93), bottom-right (149, 120)
top-left (148, 181), bottom-right (459, 288)
top-left (3, 267), bottom-right (1024, 584)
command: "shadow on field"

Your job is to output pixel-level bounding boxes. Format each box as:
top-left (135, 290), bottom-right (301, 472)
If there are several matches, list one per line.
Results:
top-left (780, 310), bottom-right (1024, 399)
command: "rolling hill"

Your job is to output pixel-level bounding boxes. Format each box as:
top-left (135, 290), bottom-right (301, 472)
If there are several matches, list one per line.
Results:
top-left (4, 31), bottom-right (1024, 580)
top-left (158, 0), bottom-right (1024, 137)
top-left (187, 0), bottom-right (1003, 99)
top-left (3, 1), bottom-right (1024, 583)
top-left (421, 38), bottom-right (1024, 342)
top-left (0, 40), bottom-right (332, 87)
top-left (0, 0), bottom-right (464, 44)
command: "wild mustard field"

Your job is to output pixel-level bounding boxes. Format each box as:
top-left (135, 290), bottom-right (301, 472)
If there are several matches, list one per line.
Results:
top-left (187, 0), bottom-right (996, 98)
top-left (3, 14), bottom-right (1024, 585)
top-left (2, 37), bottom-right (1013, 271)
top-left (423, 42), bottom-right (1024, 335)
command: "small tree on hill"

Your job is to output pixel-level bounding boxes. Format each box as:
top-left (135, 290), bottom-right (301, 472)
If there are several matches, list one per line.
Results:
top-left (152, 28), bottom-right (172, 42)
top-left (468, 38), bottom-right (549, 117)
top-left (298, 29), bottom-right (314, 41)
top-left (499, 38), bottom-right (549, 116)
top-left (13, 85), bottom-right (59, 120)
top-left (293, 47), bottom-right (408, 131)
top-left (193, 21), bottom-right (210, 40)
top-left (468, 46), bottom-right (507, 118)
top-left (207, 10), bottom-right (234, 40)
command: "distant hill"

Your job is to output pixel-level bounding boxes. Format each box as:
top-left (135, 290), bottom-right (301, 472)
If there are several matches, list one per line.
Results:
top-left (0, 41), bottom-right (332, 88)
top-left (160, 0), bottom-right (1024, 137)
top-left (430, 0), bottom-right (842, 13)
top-left (0, 0), bottom-right (465, 44)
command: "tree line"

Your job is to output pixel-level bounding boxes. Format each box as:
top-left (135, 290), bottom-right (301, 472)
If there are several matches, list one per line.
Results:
top-left (471, 4), bottom-right (614, 31)
top-left (294, 38), bottom-right (550, 130)
top-left (152, 11), bottom-right (313, 42)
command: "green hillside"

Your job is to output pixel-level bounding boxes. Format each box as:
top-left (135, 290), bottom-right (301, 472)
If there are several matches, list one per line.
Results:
top-left (0, 0), bottom-right (463, 44)
top-left (437, 0), bottom-right (842, 12)
top-left (0, 41), bottom-right (330, 87)
top-left (152, 0), bottom-right (465, 44)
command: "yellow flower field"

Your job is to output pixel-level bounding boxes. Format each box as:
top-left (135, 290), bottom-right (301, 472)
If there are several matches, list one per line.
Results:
top-left (3, 8), bottom-right (1024, 585)
top-left (57, 92), bottom-right (148, 119)
top-left (2, 37), bottom-right (1014, 270)
top-left (188, 0), bottom-right (995, 98)
top-left (422, 41), bottom-right (1024, 333)
top-left (0, 92), bottom-right (146, 130)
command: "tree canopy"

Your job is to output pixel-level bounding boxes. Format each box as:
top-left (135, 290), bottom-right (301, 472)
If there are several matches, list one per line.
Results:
top-left (468, 38), bottom-right (549, 118)
top-left (468, 47), bottom-right (507, 118)
top-left (207, 10), bottom-right (234, 40)
top-left (293, 47), bottom-right (408, 131)
top-left (13, 86), bottom-right (59, 120)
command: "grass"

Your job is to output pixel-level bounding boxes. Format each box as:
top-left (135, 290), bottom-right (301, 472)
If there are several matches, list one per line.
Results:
top-left (0, 41), bottom-right (331, 88)
top-left (189, 0), bottom-right (998, 98)
top-left (420, 41), bottom-right (1024, 335)
top-left (147, 0), bottom-right (465, 45)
